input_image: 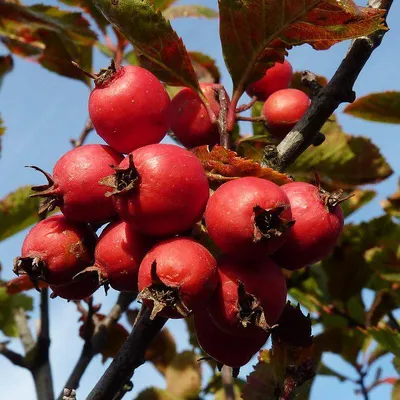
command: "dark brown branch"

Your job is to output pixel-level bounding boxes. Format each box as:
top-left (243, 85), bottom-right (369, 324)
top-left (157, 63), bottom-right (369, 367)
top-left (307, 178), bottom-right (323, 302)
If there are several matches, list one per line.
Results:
top-left (387, 312), bottom-right (400, 331)
top-left (300, 71), bottom-right (323, 98)
top-left (0, 341), bottom-right (27, 368)
top-left (13, 307), bottom-right (35, 354)
top-left (59, 292), bottom-right (136, 399)
top-left (71, 117), bottom-right (94, 148)
top-left (264, 0), bottom-right (393, 171)
top-left (214, 87), bottom-right (231, 149)
top-left (86, 307), bottom-right (168, 400)
top-left (356, 365), bottom-right (370, 400)
top-left (222, 366), bottom-right (236, 400)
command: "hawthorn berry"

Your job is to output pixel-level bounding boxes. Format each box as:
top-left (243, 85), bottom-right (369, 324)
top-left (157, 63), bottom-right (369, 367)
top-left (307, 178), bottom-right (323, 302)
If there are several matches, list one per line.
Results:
top-left (170, 83), bottom-right (228, 148)
top-left (29, 144), bottom-right (123, 222)
top-left (245, 60), bottom-right (293, 101)
top-left (138, 237), bottom-right (218, 319)
top-left (13, 215), bottom-right (96, 286)
top-left (205, 177), bottom-right (294, 259)
top-left (102, 144), bottom-right (210, 236)
top-left (89, 63), bottom-right (171, 154)
top-left (272, 182), bottom-right (345, 270)
top-left (194, 309), bottom-right (268, 370)
top-left (262, 88), bottom-right (311, 138)
top-left (50, 272), bottom-right (100, 301)
top-left (93, 221), bottom-right (152, 292)
top-left (207, 256), bottom-right (287, 337)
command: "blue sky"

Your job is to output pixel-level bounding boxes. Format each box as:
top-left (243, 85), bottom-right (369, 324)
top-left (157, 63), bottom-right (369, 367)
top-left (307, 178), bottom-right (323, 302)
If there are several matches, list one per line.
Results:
top-left (0, 0), bottom-right (399, 399)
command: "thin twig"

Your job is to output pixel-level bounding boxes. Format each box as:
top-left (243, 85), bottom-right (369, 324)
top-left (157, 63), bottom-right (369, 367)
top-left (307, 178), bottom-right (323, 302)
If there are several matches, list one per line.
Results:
top-left (86, 307), bottom-right (168, 400)
top-left (356, 365), bottom-right (370, 400)
top-left (214, 86), bottom-right (231, 149)
top-left (0, 342), bottom-right (27, 368)
top-left (222, 366), bottom-right (236, 400)
top-left (235, 115), bottom-right (265, 123)
top-left (71, 117), bottom-right (94, 148)
top-left (264, 0), bottom-right (393, 171)
top-left (59, 292), bottom-right (136, 399)
top-left (13, 307), bottom-right (35, 354)
top-left (235, 96), bottom-right (258, 113)
top-left (387, 312), bottom-right (400, 331)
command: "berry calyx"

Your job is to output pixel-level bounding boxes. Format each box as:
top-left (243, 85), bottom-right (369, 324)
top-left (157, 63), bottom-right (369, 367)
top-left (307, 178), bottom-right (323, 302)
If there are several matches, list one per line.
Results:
top-left (207, 256), bottom-right (287, 337)
top-left (272, 182), bottom-right (346, 270)
top-left (194, 309), bottom-right (268, 371)
top-left (13, 215), bottom-right (96, 286)
top-left (138, 237), bottom-right (218, 319)
top-left (94, 221), bottom-right (153, 292)
top-left (102, 144), bottom-right (210, 236)
top-left (205, 177), bottom-right (294, 259)
top-left (245, 60), bottom-right (293, 101)
top-left (29, 144), bottom-right (123, 222)
top-left (89, 64), bottom-right (171, 154)
top-left (170, 83), bottom-right (229, 148)
top-left (262, 88), bottom-right (311, 138)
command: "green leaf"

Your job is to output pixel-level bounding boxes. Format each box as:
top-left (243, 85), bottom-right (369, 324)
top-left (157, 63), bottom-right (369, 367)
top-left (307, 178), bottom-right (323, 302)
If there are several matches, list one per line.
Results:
top-left (341, 189), bottom-right (376, 218)
top-left (250, 101), bottom-right (272, 137)
top-left (0, 186), bottom-right (41, 242)
top-left (381, 179), bottom-right (400, 219)
top-left (124, 49), bottom-right (140, 65)
top-left (58, 0), bottom-right (109, 33)
top-left (163, 5), bottom-right (218, 19)
top-left (318, 363), bottom-right (348, 382)
top-left (392, 381), bottom-right (400, 400)
top-left (218, 0), bottom-right (385, 95)
top-left (93, 0), bottom-right (199, 90)
top-left (366, 327), bottom-right (400, 357)
top-left (165, 351), bottom-right (202, 399)
top-left (0, 54), bottom-right (13, 89)
top-left (393, 357), bottom-right (400, 374)
top-left (150, 0), bottom-right (177, 10)
top-left (0, 287), bottom-right (33, 337)
top-left (288, 116), bottom-right (393, 188)
top-left (136, 388), bottom-right (178, 400)
top-left (344, 92), bottom-right (400, 124)
top-left (189, 51), bottom-right (221, 83)
top-left (366, 290), bottom-right (398, 327)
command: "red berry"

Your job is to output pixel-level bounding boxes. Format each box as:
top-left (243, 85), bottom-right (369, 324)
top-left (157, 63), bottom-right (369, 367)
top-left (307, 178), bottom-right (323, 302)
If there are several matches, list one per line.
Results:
top-left (89, 65), bottom-right (171, 153)
top-left (13, 215), bottom-right (96, 285)
top-left (138, 237), bottom-right (218, 319)
top-left (194, 309), bottom-right (268, 369)
top-left (272, 182), bottom-right (345, 270)
top-left (262, 88), bottom-right (310, 138)
top-left (94, 221), bottom-right (152, 292)
top-left (205, 177), bottom-right (293, 259)
top-left (207, 257), bottom-right (287, 337)
top-left (170, 84), bottom-right (228, 148)
top-left (245, 60), bottom-right (293, 101)
top-left (30, 144), bottom-right (123, 222)
top-left (104, 144), bottom-right (209, 236)
top-left (50, 273), bottom-right (99, 301)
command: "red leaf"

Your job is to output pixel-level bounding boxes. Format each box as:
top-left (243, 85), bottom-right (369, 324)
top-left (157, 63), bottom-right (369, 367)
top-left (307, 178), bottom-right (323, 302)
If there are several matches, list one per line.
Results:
top-left (2, 275), bottom-right (47, 295)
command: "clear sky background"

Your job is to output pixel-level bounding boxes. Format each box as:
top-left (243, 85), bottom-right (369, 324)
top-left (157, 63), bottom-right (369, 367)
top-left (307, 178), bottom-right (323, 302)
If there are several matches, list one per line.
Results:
top-left (0, 0), bottom-right (399, 399)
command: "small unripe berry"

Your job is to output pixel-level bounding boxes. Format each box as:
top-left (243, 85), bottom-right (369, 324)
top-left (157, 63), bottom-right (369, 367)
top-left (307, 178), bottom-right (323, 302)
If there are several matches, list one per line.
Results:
top-left (245, 60), bottom-right (293, 101)
top-left (262, 88), bottom-right (311, 138)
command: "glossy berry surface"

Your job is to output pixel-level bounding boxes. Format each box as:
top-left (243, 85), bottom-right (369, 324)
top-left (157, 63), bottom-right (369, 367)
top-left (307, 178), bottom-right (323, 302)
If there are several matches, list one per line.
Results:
top-left (50, 272), bottom-right (99, 301)
top-left (89, 65), bottom-right (171, 153)
top-left (207, 256), bottom-right (287, 337)
top-left (262, 88), bottom-right (311, 137)
top-left (31, 144), bottom-right (123, 223)
top-left (170, 83), bottom-right (227, 148)
top-left (95, 221), bottom-right (152, 292)
top-left (194, 309), bottom-right (268, 368)
top-left (273, 182), bottom-right (344, 270)
top-left (205, 177), bottom-right (293, 259)
top-left (111, 144), bottom-right (210, 236)
top-left (245, 60), bottom-right (293, 101)
top-left (138, 237), bottom-right (218, 319)
top-left (14, 215), bottom-right (96, 285)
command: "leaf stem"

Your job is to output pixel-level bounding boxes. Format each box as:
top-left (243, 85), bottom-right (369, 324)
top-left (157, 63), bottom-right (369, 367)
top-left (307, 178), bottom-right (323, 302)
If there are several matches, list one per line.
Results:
top-left (235, 96), bottom-right (258, 113)
top-left (71, 117), bottom-right (94, 148)
top-left (236, 115), bottom-right (265, 123)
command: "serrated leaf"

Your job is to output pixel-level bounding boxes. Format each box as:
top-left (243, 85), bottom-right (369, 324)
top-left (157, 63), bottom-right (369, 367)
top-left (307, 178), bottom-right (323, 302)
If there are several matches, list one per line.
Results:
top-left (1, 275), bottom-right (47, 295)
top-left (163, 5), bottom-right (218, 20)
top-left (93, 0), bottom-right (199, 90)
top-left (192, 145), bottom-right (292, 186)
top-left (288, 116), bottom-right (393, 188)
top-left (189, 51), bottom-right (221, 83)
top-left (382, 179), bottom-right (400, 219)
top-left (341, 189), bottom-right (376, 218)
top-left (219, 0), bottom-right (386, 95)
top-left (344, 91), bottom-right (400, 124)
top-left (290, 71), bottom-right (328, 96)
top-left (136, 388), bottom-right (178, 400)
top-left (366, 328), bottom-right (400, 357)
top-left (0, 287), bottom-right (33, 337)
top-left (0, 54), bottom-right (13, 89)
top-left (0, 186), bottom-right (42, 243)
top-left (165, 351), bottom-right (202, 399)
top-left (58, 0), bottom-right (109, 33)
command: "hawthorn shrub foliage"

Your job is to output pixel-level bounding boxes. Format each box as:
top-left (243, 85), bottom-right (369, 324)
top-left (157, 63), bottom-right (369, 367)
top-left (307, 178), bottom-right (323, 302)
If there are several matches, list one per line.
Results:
top-left (0, 0), bottom-right (399, 399)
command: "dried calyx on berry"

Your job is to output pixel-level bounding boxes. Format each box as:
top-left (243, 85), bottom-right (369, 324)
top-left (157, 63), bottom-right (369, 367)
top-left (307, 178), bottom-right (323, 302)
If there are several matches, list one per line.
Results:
top-left (72, 59), bottom-right (119, 88)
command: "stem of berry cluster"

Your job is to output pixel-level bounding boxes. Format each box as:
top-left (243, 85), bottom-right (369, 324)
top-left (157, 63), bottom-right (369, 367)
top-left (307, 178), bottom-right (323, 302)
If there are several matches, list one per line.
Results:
top-left (70, 117), bottom-right (94, 148)
top-left (214, 86), bottom-right (231, 149)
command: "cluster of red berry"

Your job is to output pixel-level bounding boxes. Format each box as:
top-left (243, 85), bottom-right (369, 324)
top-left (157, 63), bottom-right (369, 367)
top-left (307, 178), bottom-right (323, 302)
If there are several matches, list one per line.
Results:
top-left (13, 60), bottom-right (344, 370)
